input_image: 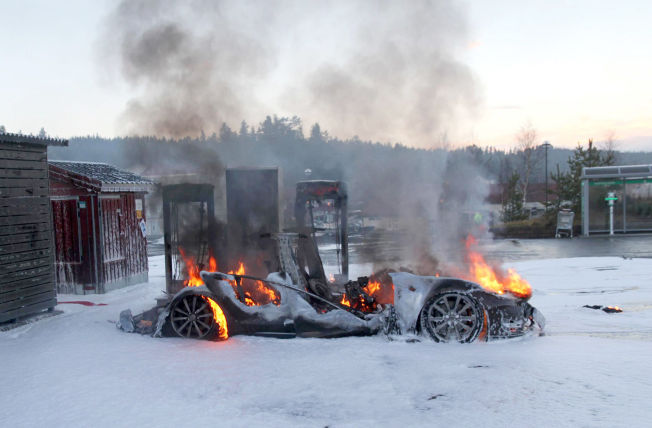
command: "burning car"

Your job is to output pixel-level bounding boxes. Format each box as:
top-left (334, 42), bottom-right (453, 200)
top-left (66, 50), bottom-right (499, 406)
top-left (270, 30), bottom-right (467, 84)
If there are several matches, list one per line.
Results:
top-left (144, 181), bottom-right (544, 343)
top-left (164, 260), bottom-right (544, 342)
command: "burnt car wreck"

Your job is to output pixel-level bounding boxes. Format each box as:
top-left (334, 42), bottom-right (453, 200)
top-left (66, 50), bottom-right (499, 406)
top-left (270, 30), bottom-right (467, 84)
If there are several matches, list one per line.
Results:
top-left (119, 180), bottom-right (544, 343)
top-left (153, 235), bottom-right (543, 342)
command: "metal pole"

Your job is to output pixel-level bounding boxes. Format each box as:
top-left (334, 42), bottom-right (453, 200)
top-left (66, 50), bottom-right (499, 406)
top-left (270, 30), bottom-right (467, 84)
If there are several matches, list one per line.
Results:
top-left (607, 191), bottom-right (615, 235)
top-left (541, 141), bottom-right (552, 210)
top-left (545, 144), bottom-right (548, 208)
top-left (623, 183), bottom-right (627, 233)
top-left (582, 179), bottom-right (590, 236)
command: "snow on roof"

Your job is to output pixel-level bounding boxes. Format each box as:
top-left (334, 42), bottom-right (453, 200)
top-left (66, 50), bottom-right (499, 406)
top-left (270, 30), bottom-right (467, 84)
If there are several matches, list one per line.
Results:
top-left (49, 160), bottom-right (154, 193)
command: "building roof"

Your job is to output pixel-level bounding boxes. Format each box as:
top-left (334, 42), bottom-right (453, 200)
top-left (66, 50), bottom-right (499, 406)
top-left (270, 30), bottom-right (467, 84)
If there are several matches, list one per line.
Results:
top-left (0, 132), bottom-right (68, 146)
top-left (582, 164), bottom-right (652, 180)
top-left (49, 160), bottom-right (154, 193)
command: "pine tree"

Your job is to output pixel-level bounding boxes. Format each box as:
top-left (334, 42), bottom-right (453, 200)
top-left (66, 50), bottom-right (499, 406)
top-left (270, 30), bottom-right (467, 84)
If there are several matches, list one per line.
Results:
top-left (309, 123), bottom-right (323, 143)
top-left (218, 123), bottom-right (236, 142)
top-left (239, 120), bottom-right (249, 136)
top-left (551, 139), bottom-right (616, 212)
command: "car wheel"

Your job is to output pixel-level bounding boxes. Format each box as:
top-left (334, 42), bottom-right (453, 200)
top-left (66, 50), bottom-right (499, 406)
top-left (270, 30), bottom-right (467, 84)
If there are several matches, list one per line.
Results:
top-left (170, 294), bottom-right (216, 339)
top-left (420, 291), bottom-right (483, 343)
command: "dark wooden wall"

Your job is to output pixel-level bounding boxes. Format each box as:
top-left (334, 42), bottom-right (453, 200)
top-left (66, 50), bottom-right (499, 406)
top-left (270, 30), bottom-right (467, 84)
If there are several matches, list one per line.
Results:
top-left (0, 141), bottom-right (56, 322)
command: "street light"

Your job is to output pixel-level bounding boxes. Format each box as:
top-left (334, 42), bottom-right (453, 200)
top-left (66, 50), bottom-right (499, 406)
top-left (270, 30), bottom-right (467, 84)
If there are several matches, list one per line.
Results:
top-left (540, 141), bottom-right (553, 210)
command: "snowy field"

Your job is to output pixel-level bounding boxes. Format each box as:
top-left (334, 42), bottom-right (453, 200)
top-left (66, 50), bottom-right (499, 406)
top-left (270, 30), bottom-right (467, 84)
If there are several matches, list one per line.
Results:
top-left (2, 255), bottom-right (652, 427)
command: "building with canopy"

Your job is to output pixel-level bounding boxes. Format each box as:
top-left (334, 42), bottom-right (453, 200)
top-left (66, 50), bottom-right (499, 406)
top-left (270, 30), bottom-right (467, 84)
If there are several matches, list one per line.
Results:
top-left (582, 164), bottom-right (652, 235)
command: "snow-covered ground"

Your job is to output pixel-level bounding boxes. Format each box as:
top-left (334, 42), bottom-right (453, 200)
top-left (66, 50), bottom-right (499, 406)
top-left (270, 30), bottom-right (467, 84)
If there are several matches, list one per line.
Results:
top-left (2, 255), bottom-right (652, 427)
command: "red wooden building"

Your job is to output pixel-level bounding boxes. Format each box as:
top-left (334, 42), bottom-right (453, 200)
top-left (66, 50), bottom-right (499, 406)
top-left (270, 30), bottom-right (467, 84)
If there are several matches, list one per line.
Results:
top-left (48, 161), bottom-right (153, 294)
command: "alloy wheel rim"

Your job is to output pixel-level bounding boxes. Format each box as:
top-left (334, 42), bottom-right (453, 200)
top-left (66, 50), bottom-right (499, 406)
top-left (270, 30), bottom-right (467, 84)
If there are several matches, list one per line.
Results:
top-left (427, 294), bottom-right (479, 342)
top-left (171, 295), bottom-right (215, 338)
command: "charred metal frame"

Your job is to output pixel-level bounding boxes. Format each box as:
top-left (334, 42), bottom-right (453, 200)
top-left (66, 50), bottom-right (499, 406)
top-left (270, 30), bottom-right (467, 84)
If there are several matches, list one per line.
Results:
top-left (294, 180), bottom-right (348, 283)
top-left (225, 168), bottom-right (281, 277)
top-left (162, 183), bottom-right (216, 295)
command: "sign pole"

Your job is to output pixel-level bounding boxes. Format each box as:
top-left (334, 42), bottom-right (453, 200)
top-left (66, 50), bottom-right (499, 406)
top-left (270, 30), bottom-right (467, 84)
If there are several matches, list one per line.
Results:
top-left (606, 192), bottom-right (617, 235)
top-left (540, 141), bottom-right (552, 210)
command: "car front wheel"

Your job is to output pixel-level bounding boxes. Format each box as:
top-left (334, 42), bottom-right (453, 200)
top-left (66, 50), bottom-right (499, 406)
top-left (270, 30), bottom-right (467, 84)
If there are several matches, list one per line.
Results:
top-left (169, 293), bottom-right (217, 339)
top-left (420, 292), bottom-right (483, 343)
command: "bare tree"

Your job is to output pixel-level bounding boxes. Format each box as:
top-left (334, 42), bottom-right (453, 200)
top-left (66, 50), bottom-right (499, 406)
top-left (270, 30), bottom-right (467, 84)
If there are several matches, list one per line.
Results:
top-left (515, 122), bottom-right (541, 204)
top-left (434, 131), bottom-right (450, 150)
top-left (601, 131), bottom-right (618, 164)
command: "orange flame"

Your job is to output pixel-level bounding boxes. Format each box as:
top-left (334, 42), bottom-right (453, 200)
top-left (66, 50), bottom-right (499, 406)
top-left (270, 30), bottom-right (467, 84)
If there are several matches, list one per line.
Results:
top-left (227, 262), bottom-right (280, 306)
top-left (363, 280), bottom-right (381, 296)
top-left (464, 236), bottom-right (532, 299)
top-left (366, 276), bottom-right (395, 306)
top-left (340, 294), bottom-right (351, 307)
top-left (338, 278), bottom-right (393, 313)
top-left (230, 262), bottom-right (245, 277)
top-left (359, 280), bottom-right (383, 311)
top-left (178, 248), bottom-right (228, 339)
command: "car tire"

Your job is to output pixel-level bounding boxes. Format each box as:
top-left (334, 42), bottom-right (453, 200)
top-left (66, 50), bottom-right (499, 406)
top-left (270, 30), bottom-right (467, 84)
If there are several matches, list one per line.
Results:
top-left (420, 291), bottom-right (484, 343)
top-left (169, 293), bottom-right (217, 340)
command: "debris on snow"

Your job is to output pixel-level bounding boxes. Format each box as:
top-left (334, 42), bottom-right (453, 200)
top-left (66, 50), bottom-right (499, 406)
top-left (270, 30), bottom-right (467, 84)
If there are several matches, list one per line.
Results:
top-left (583, 305), bottom-right (624, 313)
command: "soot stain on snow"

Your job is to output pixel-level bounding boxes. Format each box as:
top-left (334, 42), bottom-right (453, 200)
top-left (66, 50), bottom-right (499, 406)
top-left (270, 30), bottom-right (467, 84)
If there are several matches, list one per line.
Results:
top-left (594, 266), bottom-right (619, 271)
top-left (573, 286), bottom-right (639, 295)
top-left (427, 394), bottom-right (446, 400)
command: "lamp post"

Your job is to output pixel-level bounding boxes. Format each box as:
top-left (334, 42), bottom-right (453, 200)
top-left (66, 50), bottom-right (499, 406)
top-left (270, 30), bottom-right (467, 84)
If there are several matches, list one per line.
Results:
top-left (540, 141), bottom-right (553, 210)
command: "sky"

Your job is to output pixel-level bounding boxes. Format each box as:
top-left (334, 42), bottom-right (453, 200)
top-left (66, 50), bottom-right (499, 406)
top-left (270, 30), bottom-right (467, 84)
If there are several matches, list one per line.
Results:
top-left (0, 0), bottom-right (651, 150)
top-left (466, 1), bottom-right (652, 150)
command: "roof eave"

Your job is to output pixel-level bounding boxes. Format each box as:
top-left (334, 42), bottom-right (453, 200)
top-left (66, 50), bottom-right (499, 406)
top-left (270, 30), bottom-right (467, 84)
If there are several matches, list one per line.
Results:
top-left (0, 132), bottom-right (68, 146)
top-left (49, 164), bottom-right (103, 192)
top-left (100, 183), bottom-right (153, 193)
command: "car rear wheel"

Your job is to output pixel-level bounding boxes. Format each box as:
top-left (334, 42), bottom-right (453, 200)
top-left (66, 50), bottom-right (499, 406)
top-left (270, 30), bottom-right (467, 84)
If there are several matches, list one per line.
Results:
top-left (420, 292), bottom-right (483, 343)
top-left (170, 294), bottom-right (216, 339)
